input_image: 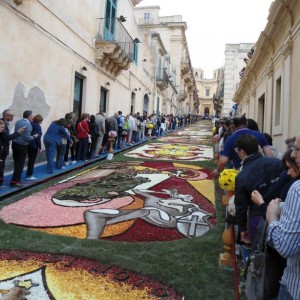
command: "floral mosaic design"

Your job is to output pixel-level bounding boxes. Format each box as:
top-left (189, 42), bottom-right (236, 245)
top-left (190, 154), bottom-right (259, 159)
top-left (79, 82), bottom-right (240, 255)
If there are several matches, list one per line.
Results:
top-left (0, 250), bottom-right (182, 299)
top-left (176, 130), bottom-right (211, 136)
top-left (124, 143), bottom-right (213, 161)
top-left (0, 162), bottom-right (216, 242)
top-left (158, 136), bottom-right (212, 145)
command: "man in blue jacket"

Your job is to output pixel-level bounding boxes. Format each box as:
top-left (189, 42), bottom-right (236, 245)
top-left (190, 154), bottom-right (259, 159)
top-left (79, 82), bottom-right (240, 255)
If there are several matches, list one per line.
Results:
top-left (213, 115), bottom-right (272, 177)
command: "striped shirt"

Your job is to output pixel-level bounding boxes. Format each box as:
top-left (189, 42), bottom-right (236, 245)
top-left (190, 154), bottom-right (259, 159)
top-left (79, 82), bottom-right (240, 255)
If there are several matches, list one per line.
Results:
top-left (268, 180), bottom-right (300, 300)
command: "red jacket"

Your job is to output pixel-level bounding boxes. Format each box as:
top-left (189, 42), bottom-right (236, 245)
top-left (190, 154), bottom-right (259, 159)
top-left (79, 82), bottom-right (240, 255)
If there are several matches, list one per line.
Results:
top-left (77, 120), bottom-right (90, 139)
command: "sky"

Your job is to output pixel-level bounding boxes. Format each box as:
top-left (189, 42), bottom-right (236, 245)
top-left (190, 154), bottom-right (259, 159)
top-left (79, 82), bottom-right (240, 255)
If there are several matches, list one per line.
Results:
top-left (137, 0), bottom-right (274, 78)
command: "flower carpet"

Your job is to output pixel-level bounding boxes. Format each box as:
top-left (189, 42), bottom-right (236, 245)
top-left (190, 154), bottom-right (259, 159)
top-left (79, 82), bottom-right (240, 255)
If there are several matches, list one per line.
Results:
top-left (0, 250), bottom-right (182, 299)
top-left (0, 161), bottom-right (216, 242)
top-left (124, 143), bottom-right (213, 161)
top-left (157, 135), bottom-right (212, 145)
top-left (0, 121), bottom-right (231, 299)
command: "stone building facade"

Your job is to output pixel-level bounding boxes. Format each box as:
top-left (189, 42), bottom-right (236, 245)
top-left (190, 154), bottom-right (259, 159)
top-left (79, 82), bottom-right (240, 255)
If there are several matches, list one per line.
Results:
top-left (233, 0), bottom-right (300, 153)
top-left (194, 68), bottom-right (219, 117)
top-left (223, 43), bottom-right (254, 116)
top-left (134, 5), bottom-right (199, 115)
top-left (0, 0), bottom-right (196, 170)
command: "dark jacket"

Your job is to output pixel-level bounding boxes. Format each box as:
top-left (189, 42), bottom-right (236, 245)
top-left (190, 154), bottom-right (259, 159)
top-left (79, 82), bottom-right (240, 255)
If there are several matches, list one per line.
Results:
top-left (258, 170), bottom-right (297, 215)
top-left (28, 121), bottom-right (42, 150)
top-left (234, 153), bottom-right (283, 232)
top-left (0, 118), bottom-right (20, 157)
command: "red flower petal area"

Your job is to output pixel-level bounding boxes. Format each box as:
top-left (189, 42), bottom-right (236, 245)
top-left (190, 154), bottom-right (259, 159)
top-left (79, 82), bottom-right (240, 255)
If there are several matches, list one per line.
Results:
top-left (143, 161), bottom-right (174, 169)
top-left (106, 176), bottom-right (216, 242)
top-left (107, 218), bottom-right (185, 242)
top-left (0, 250), bottom-right (183, 299)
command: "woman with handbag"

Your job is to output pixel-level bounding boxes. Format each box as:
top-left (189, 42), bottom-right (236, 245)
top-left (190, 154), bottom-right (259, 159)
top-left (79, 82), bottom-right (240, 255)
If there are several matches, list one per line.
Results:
top-left (76, 113), bottom-right (90, 161)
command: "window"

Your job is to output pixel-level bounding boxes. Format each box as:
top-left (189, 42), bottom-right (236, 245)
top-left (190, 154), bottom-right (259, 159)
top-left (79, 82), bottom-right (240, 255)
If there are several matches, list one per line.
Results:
top-left (275, 77), bottom-right (281, 126)
top-left (257, 94), bottom-right (265, 132)
top-left (73, 75), bottom-right (83, 119)
top-left (144, 12), bottom-right (150, 23)
top-left (205, 89), bottom-right (210, 97)
top-left (156, 96), bottom-right (160, 115)
top-left (100, 88), bottom-right (108, 113)
top-left (143, 94), bottom-right (149, 113)
top-left (133, 42), bottom-right (138, 64)
top-left (104, 0), bottom-right (117, 40)
top-left (131, 92), bottom-right (135, 114)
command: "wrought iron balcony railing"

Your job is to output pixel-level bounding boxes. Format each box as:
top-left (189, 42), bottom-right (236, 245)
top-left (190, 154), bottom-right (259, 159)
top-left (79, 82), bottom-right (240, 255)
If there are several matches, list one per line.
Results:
top-left (97, 17), bottom-right (135, 59)
top-left (156, 68), bottom-right (169, 89)
top-left (95, 18), bottom-right (137, 75)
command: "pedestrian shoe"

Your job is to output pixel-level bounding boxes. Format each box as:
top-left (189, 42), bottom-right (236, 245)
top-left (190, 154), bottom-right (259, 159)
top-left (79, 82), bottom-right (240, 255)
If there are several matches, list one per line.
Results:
top-left (71, 160), bottom-right (76, 164)
top-left (64, 162), bottom-right (70, 166)
top-left (61, 166), bottom-right (66, 169)
top-left (26, 176), bottom-right (37, 180)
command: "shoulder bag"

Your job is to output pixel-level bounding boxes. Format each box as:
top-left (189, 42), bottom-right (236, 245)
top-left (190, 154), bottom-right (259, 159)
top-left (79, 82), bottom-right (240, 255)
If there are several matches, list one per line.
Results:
top-left (245, 221), bottom-right (286, 300)
top-left (79, 122), bottom-right (92, 143)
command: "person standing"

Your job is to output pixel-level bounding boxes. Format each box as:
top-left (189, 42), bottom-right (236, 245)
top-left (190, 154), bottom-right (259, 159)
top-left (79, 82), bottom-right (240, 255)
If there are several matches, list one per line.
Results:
top-left (26, 114), bottom-right (43, 180)
top-left (43, 118), bottom-right (73, 174)
top-left (109, 112), bottom-right (119, 149)
top-left (234, 134), bottom-right (282, 246)
top-left (117, 111), bottom-right (125, 149)
top-left (64, 112), bottom-right (77, 165)
top-left (146, 115), bottom-right (154, 140)
top-left (266, 132), bottom-right (300, 300)
top-left (0, 109), bottom-right (25, 188)
top-left (76, 113), bottom-right (90, 161)
top-left (126, 114), bottom-right (135, 145)
top-left (10, 110), bottom-right (38, 188)
top-left (0, 120), bottom-right (6, 169)
top-left (56, 120), bottom-right (71, 170)
top-left (160, 114), bottom-right (166, 136)
top-left (94, 112), bottom-right (106, 157)
top-left (213, 115), bottom-right (273, 177)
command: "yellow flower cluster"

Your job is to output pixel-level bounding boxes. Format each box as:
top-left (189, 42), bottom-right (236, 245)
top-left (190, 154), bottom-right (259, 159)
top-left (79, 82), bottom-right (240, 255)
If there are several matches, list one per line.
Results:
top-left (218, 168), bottom-right (239, 191)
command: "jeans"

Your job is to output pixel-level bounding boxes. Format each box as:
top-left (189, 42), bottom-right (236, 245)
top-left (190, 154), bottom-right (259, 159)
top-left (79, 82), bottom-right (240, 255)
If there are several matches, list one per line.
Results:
top-left (278, 284), bottom-right (294, 300)
top-left (44, 139), bottom-right (57, 173)
top-left (56, 143), bottom-right (67, 169)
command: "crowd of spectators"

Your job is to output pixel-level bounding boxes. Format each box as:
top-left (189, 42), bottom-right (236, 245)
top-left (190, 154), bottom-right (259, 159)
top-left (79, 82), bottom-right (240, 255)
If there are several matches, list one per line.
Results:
top-left (213, 113), bottom-right (300, 299)
top-left (0, 109), bottom-right (196, 189)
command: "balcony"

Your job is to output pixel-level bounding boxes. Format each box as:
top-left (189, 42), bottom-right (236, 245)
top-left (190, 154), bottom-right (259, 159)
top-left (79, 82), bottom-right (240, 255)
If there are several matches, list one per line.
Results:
top-left (181, 57), bottom-right (190, 76)
top-left (95, 18), bottom-right (136, 76)
top-left (177, 89), bottom-right (187, 102)
top-left (139, 18), bottom-right (155, 25)
top-left (156, 68), bottom-right (169, 90)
